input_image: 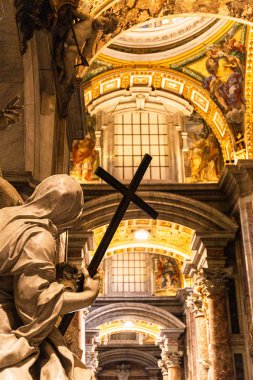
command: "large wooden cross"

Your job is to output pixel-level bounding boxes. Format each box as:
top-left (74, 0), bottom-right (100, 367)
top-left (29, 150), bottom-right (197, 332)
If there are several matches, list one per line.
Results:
top-left (59, 154), bottom-right (158, 334)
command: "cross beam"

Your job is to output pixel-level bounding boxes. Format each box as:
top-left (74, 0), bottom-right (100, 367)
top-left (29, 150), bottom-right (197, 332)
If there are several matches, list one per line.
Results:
top-left (59, 154), bottom-right (158, 334)
top-left (88, 154), bottom-right (158, 277)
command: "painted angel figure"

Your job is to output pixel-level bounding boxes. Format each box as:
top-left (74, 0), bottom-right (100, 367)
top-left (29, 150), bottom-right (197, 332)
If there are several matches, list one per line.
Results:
top-left (0, 174), bottom-right (100, 379)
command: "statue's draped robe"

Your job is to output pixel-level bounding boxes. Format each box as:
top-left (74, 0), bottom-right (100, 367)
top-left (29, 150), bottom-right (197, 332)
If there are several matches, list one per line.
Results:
top-left (0, 175), bottom-right (94, 379)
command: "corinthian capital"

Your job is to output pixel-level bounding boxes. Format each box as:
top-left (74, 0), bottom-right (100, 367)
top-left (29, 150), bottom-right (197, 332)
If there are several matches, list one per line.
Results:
top-left (185, 293), bottom-right (205, 316)
top-left (159, 350), bottom-right (183, 371)
top-left (201, 267), bottom-right (233, 296)
top-left (167, 351), bottom-right (183, 367)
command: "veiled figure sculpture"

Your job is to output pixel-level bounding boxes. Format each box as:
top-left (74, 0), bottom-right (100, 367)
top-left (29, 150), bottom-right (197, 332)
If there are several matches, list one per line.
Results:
top-left (0, 174), bottom-right (99, 379)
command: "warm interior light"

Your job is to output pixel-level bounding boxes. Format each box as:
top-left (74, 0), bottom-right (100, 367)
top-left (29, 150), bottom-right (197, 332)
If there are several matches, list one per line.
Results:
top-left (124, 321), bottom-right (134, 328)
top-left (134, 229), bottom-right (149, 241)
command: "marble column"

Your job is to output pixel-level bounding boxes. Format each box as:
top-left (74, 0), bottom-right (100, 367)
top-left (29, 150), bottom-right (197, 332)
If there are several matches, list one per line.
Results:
top-left (202, 268), bottom-right (235, 380)
top-left (166, 352), bottom-right (183, 380)
top-left (185, 281), bottom-right (210, 380)
top-left (181, 289), bottom-right (197, 380)
top-left (158, 350), bottom-right (183, 380)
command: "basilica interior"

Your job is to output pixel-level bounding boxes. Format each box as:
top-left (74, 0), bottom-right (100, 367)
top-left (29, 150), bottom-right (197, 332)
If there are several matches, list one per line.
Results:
top-left (1, 0), bottom-right (253, 379)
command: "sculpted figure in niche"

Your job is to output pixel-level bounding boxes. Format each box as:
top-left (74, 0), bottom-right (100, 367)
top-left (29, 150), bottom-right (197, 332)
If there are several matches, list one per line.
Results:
top-left (55, 11), bottom-right (118, 85)
top-left (0, 174), bottom-right (99, 379)
top-left (187, 132), bottom-right (221, 183)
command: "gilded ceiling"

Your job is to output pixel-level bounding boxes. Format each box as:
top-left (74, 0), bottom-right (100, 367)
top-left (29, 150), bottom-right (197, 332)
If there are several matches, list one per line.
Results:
top-left (92, 219), bottom-right (194, 260)
top-left (79, 0), bottom-right (253, 22)
top-left (81, 16), bottom-right (252, 160)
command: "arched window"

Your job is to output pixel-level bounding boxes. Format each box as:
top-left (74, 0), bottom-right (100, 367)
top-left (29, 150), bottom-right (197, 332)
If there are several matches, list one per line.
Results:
top-left (114, 112), bottom-right (169, 180)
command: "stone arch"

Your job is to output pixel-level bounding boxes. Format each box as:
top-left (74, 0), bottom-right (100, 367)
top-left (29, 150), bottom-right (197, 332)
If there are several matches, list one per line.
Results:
top-left (84, 67), bottom-right (234, 161)
top-left (81, 191), bottom-right (238, 233)
top-left (86, 302), bottom-right (186, 330)
top-left (98, 348), bottom-right (158, 368)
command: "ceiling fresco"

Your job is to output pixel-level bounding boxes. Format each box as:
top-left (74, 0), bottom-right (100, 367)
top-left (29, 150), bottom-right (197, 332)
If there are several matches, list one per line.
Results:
top-left (80, 17), bottom-right (252, 161)
top-left (79, 0), bottom-right (253, 22)
top-left (76, 0), bottom-right (253, 66)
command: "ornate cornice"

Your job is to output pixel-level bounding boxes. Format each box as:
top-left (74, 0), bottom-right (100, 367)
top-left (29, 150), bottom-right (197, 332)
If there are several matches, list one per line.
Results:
top-left (219, 160), bottom-right (253, 214)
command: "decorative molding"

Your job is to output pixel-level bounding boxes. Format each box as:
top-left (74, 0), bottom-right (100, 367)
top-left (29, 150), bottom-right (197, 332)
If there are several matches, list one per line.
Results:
top-left (83, 67), bottom-right (235, 162)
top-left (245, 26), bottom-right (253, 158)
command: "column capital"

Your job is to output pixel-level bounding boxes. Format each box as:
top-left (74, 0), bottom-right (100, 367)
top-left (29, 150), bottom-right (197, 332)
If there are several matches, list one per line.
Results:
top-left (185, 293), bottom-right (206, 317)
top-left (201, 267), bottom-right (233, 297)
top-left (166, 351), bottom-right (184, 368)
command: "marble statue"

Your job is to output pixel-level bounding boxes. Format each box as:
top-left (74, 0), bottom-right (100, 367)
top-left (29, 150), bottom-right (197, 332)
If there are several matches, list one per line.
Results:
top-left (0, 175), bottom-right (24, 207)
top-left (0, 174), bottom-right (99, 379)
top-left (55, 11), bottom-right (118, 85)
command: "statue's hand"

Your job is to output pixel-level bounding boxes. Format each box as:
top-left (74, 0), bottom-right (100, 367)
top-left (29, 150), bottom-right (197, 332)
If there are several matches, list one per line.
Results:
top-left (82, 267), bottom-right (100, 301)
top-left (60, 267), bottom-right (100, 315)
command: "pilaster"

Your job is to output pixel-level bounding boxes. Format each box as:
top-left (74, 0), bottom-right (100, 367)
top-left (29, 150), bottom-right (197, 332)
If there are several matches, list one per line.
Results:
top-left (158, 336), bottom-right (183, 380)
top-left (185, 280), bottom-right (209, 380)
top-left (201, 268), bottom-right (235, 380)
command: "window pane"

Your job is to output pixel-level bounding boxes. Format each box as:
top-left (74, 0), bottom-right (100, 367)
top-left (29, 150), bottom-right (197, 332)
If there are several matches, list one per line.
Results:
top-left (108, 252), bottom-right (148, 294)
top-left (114, 112), bottom-right (169, 180)
top-left (114, 124), bottom-right (122, 134)
top-left (124, 167), bottom-right (133, 179)
top-left (141, 124), bottom-right (149, 134)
